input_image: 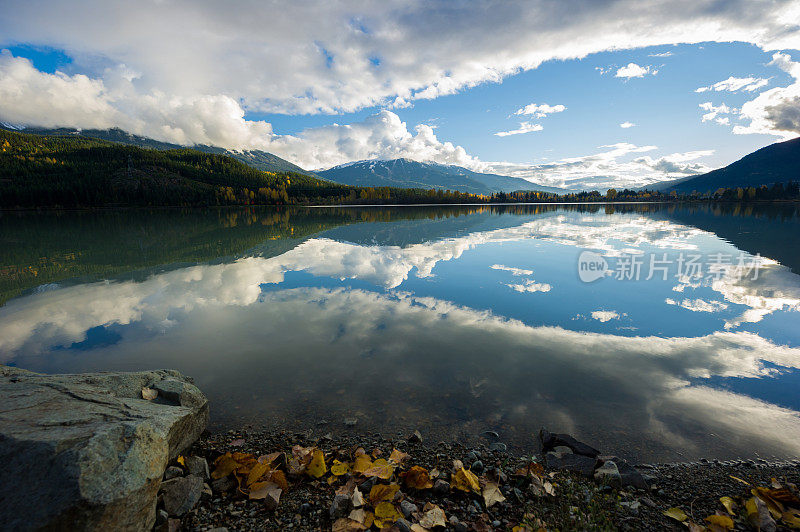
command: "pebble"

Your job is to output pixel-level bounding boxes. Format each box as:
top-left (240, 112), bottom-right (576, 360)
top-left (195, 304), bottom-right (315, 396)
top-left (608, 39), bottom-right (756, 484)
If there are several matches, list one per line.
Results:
top-left (162, 475), bottom-right (204, 516)
top-left (471, 460), bottom-right (484, 474)
top-left (489, 442), bottom-right (507, 452)
top-left (395, 518), bottom-right (412, 532)
top-left (400, 500), bottom-right (418, 519)
top-left (433, 479), bottom-right (450, 495)
top-left (185, 456), bottom-right (210, 480)
top-left (329, 494), bottom-right (352, 519)
top-left (164, 466), bottom-right (183, 480)
top-left (408, 430), bottom-right (423, 443)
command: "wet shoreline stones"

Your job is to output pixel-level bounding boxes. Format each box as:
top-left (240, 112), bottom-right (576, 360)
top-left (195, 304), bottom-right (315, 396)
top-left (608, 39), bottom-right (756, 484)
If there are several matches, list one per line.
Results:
top-left (169, 427), bottom-right (799, 531)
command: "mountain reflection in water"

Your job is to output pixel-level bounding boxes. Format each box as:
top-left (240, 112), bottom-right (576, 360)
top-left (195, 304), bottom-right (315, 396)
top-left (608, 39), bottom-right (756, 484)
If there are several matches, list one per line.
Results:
top-left (1, 203), bottom-right (799, 462)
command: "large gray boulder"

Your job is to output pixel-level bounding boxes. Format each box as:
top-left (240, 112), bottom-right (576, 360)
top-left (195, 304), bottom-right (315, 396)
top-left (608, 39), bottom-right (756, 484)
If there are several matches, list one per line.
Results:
top-left (0, 367), bottom-right (209, 531)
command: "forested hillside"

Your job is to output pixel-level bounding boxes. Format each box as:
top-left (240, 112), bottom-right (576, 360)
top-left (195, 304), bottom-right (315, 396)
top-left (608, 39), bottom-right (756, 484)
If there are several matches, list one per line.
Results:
top-left (0, 130), bottom-right (481, 208)
top-left (7, 126), bottom-right (316, 176)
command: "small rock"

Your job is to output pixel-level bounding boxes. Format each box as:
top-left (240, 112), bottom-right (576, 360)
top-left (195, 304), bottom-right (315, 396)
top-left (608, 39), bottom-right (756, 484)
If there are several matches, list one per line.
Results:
top-left (471, 460), bottom-right (484, 475)
top-left (395, 518), bottom-right (412, 532)
top-left (594, 460), bottom-right (621, 487)
top-left (400, 500), bottom-right (418, 519)
top-left (263, 488), bottom-right (281, 512)
top-left (492, 520), bottom-right (502, 527)
top-left (156, 509), bottom-right (169, 524)
top-left (408, 430), bottom-right (423, 443)
top-left (640, 497), bottom-right (657, 508)
top-left (433, 479), bottom-right (450, 495)
top-left (201, 483), bottom-right (212, 500)
top-left (329, 493), bottom-right (352, 519)
top-left (600, 456), bottom-right (649, 489)
top-left (162, 474), bottom-right (203, 516)
top-left (344, 418), bottom-right (358, 427)
top-left (483, 430), bottom-right (500, 439)
top-left (489, 442), bottom-right (507, 452)
top-left (164, 466), bottom-right (184, 480)
top-left (544, 452), bottom-right (597, 477)
top-left (620, 500), bottom-right (641, 515)
top-left (539, 428), bottom-right (600, 458)
top-left (184, 456), bottom-right (210, 480)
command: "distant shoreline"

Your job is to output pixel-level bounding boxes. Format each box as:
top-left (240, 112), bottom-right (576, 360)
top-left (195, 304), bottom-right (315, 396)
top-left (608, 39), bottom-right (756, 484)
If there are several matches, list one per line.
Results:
top-left (2, 198), bottom-right (799, 213)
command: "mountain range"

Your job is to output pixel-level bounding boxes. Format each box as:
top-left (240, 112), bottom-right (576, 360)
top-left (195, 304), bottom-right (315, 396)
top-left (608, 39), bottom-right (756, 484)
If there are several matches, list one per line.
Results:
top-left (3, 124), bottom-right (797, 196)
top-left (317, 158), bottom-right (565, 195)
top-left (652, 137), bottom-right (800, 194)
top-left (1, 126), bottom-right (316, 177)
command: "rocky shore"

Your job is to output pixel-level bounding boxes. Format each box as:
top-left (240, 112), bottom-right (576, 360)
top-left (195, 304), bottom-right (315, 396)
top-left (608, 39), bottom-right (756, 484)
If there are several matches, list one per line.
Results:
top-left (164, 429), bottom-right (799, 531)
top-left (0, 367), bottom-right (208, 531)
top-left (2, 367), bottom-right (798, 531)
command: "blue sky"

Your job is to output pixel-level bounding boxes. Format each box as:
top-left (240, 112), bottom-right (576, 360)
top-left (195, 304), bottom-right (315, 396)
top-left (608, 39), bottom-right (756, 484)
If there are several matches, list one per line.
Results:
top-left (1, 1), bottom-right (799, 190)
top-left (256, 41), bottom-right (791, 169)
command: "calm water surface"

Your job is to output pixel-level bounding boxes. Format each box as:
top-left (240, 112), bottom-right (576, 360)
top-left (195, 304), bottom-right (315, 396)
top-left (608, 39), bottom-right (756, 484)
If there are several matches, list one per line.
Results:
top-left (1, 204), bottom-right (799, 462)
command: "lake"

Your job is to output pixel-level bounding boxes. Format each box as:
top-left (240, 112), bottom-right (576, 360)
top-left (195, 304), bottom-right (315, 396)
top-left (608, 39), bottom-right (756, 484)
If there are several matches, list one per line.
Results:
top-left (1, 203), bottom-right (799, 463)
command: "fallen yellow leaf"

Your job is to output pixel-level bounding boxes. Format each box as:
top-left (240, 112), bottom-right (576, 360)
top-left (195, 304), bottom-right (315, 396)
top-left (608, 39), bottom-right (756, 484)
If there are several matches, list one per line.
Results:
top-left (746, 496), bottom-right (777, 531)
top-left (719, 496), bottom-right (736, 515)
top-left (403, 466), bottom-right (434, 490)
top-left (374, 501), bottom-right (402, 528)
top-left (729, 475), bottom-right (751, 486)
top-left (331, 460), bottom-right (351, 476)
top-left (483, 481), bottom-right (506, 508)
top-left (389, 448), bottom-right (410, 465)
top-left (248, 481), bottom-right (280, 500)
top-left (752, 487), bottom-right (784, 519)
top-left (369, 483), bottom-right (400, 504)
top-left (663, 507), bottom-right (688, 522)
top-left (211, 453), bottom-right (240, 480)
top-left (452, 467), bottom-right (480, 493)
top-left (705, 514), bottom-right (734, 530)
top-left (418, 503), bottom-right (446, 528)
top-left (353, 454), bottom-right (372, 474)
top-left (782, 509), bottom-right (800, 528)
top-left (363, 458), bottom-right (394, 480)
top-left (306, 448), bottom-right (327, 478)
top-left (247, 461), bottom-right (271, 487)
top-left (268, 469), bottom-right (288, 491)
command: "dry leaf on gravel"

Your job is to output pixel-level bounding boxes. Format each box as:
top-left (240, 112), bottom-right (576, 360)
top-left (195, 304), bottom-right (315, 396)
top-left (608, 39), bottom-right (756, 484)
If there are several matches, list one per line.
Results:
top-left (663, 507), bottom-right (688, 522)
top-left (482, 481), bottom-right (506, 508)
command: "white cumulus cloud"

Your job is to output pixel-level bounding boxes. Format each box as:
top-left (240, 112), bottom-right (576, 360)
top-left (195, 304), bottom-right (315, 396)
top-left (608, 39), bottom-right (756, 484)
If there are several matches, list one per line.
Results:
top-left (494, 122), bottom-right (544, 137)
top-left (696, 76), bottom-right (770, 93)
top-left (734, 52), bottom-right (800, 139)
top-left (615, 63), bottom-right (658, 78)
top-left (513, 103), bottom-right (566, 118)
